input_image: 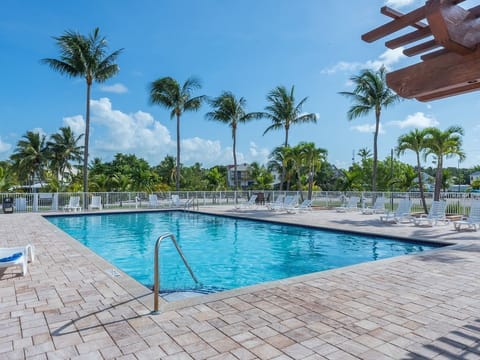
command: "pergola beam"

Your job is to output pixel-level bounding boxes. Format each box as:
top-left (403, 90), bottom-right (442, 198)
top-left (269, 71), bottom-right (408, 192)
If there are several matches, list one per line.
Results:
top-left (386, 48), bottom-right (480, 101)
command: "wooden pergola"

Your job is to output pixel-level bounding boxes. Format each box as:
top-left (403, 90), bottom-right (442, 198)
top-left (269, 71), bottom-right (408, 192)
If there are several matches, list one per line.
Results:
top-left (362, 0), bottom-right (480, 101)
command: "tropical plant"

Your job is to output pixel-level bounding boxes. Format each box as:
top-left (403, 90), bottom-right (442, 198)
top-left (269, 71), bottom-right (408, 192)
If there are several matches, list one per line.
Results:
top-left (149, 76), bottom-right (206, 191)
top-left (10, 131), bottom-right (48, 185)
top-left (423, 126), bottom-right (465, 201)
top-left (154, 155), bottom-right (177, 188)
top-left (299, 142), bottom-right (327, 200)
top-left (268, 146), bottom-right (293, 190)
top-left (42, 28), bottom-right (122, 198)
top-left (260, 85), bottom-right (317, 189)
top-left (340, 66), bottom-right (399, 193)
top-left (206, 91), bottom-right (260, 190)
top-left (286, 145), bottom-right (305, 198)
top-left (396, 128), bottom-right (428, 213)
top-left (47, 126), bottom-right (84, 188)
top-left (357, 147), bottom-right (372, 163)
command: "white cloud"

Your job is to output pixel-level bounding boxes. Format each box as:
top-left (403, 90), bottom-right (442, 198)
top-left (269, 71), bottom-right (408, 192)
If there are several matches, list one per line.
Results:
top-left (248, 142), bottom-right (270, 163)
top-left (350, 123), bottom-right (385, 134)
top-left (31, 128), bottom-right (46, 136)
top-left (385, 0), bottom-right (418, 8)
top-left (99, 83), bottom-right (128, 94)
top-left (90, 98), bottom-right (173, 162)
top-left (322, 48), bottom-right (405, 75)
top-left (63, 115), bottom-right (85, 137)
top-left (388, 112), bottom-right (439, 129)
top-left (0, 137), bottom-right (11, 153)
top-left (86, 97), bottom-right (265, 167)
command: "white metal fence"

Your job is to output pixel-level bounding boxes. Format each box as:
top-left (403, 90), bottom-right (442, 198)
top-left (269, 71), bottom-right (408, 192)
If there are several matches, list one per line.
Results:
top-left (1, 190), bottom-right (479, 215)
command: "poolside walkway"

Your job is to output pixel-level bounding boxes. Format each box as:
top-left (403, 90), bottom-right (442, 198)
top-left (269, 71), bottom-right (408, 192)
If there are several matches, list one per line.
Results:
top-left (1, 207), bottom-right (480, 359)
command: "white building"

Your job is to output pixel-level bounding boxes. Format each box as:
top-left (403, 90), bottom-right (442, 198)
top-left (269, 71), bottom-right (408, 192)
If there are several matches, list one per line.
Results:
top-left (226, 164), bottom-right (254, 188)
top-left (470, 171), bottom-right (480, 184)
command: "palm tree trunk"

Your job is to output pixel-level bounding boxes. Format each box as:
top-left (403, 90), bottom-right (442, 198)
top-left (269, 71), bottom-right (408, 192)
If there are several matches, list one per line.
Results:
top-left (372, 110), bottom-right (380, 193)
top-left (307, 166), bottom-right (313, 200)
top-left (176, 113), bottom-right (181, 191)
top-left (280, 128), bottom-right (289, 191)
top-left (434, 158), bottom-right (443, 201)
top-left (83, 82), bottom-right (91, 209)
top-left (416, 152), bottom-right (428, 213)
top-left (233, 129), bottom-right (238, 192)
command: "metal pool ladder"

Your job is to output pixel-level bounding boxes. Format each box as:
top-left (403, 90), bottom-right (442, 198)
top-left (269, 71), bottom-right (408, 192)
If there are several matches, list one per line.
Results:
top-left (152, 232), bottom-right (200, 313)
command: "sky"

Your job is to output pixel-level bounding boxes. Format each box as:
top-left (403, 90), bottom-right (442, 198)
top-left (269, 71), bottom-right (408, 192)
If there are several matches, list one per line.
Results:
top-left (1, 0), bottom-right (480, 170)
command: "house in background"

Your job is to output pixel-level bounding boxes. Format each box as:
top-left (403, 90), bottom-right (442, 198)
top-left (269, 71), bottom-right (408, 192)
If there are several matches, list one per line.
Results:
top-left (226, 164), bottom-right (254, 189)
top-left (470, 171), bottom-right (480, 184)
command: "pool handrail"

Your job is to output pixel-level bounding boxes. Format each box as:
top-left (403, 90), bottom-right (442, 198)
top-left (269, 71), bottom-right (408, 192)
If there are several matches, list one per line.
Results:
top-left (153, 232), bottom-right (200, 313)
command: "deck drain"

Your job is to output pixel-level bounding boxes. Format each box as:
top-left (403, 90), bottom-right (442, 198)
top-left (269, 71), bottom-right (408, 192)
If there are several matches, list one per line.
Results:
top-left (106, 269), bottom-right (121, 277)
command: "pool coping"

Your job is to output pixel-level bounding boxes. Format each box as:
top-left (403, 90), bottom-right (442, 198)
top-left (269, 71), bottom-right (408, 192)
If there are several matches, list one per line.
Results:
top-left (3, 206), bottom-right (480, 359)
top-left (42, 207), bottom-right (462, 313)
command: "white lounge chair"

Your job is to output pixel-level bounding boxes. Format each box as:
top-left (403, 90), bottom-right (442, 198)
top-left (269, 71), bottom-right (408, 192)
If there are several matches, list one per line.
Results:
top-left (380, 198), bottom-right (412, 223)
top-left (335, 196), bottom-right (359, 212)
top-left (362, 196), bottom-right (386, 214)
top-left (286, 199), bottom-right (312, 213)
top-left (272, 195), bottom-right (298, 212)
top-left (454, 200), bottom-right (480, 231)
top-left (89, 196), bottom-right (102, 210)
top-left (266, 195), bottom-right (285, 210)
top-left (0, 244), bottom-right (34, 276)
top-left (235, 194), bottom-right (257, 209)
top-left (413, 200), bottom-right (449, 226)
top-left (171, 195), bottom-right (187, 207)
top-left (64, 196), bottom-right (81, 212)
top-left (148, 194), bottom-right (159, 208)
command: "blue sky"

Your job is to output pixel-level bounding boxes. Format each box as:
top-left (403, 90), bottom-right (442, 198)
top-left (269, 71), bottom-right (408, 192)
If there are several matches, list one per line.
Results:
top-left (1, 0), bottom-right (479, 169)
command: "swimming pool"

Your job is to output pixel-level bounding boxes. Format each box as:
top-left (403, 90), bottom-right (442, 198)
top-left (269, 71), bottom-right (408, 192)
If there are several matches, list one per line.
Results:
top-left (47, 211), bottom-right (441, 292)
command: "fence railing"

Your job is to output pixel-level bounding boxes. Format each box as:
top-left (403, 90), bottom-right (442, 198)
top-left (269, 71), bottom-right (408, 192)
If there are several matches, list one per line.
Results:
top-left (1, 190), bottom-right (479, 216)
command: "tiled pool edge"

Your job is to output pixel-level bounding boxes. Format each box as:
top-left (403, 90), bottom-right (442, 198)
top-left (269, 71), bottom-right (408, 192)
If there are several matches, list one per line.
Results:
top-left (42, 208), bottom-right (458, 313)
top-left (2, 209), bottom-right (480, 359)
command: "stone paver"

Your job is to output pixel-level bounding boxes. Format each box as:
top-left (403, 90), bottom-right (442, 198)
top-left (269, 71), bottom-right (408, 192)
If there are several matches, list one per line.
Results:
top-left (1, 207), bottom-right (480, 359)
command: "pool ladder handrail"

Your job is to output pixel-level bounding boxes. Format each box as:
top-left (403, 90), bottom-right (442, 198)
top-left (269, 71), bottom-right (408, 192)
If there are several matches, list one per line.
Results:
top-left (153, 232), bottom-right (200, 313)
top-left (184, 198), bottom-right (199, 211)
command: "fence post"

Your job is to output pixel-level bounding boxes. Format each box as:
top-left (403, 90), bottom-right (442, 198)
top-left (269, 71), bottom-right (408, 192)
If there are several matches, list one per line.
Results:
top-left (33, 193), bottom-right (38, 212)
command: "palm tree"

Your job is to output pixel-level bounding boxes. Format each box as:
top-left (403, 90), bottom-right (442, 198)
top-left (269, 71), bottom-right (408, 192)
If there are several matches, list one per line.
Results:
top-left (47, 126), bottom-right (84, 187)
top-left (396, 129), bottom-right (429, 213)
top-left (260, 85), bottom-right (317, 189)
top-left (299, 142), bottom-right (327, 200)
top-left (340, 66), bottom-right (399, 193)
top-left (42, 28), bottom-right (122, 199)
top-left (10, 131), bottom-right (48, 185)
top-left (357, 148), bottom-right (372, 163)
top-left (268, 146), bottom-right (293, 190)
top-left (206, 92), bottom-right (260, 190)
top-left (423, 126), bottom-right (465, 201)
top-left (149, 77), bottom-right (206, 191)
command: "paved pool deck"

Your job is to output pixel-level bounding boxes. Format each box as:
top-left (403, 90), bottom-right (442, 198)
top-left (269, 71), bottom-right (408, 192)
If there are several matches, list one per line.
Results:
top-left (1, 206), bottom-right (480, 359)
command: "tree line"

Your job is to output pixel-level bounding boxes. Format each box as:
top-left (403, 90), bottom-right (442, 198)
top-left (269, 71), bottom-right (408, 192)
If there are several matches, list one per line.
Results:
top-left (1, 27), bottom-right (471, 201)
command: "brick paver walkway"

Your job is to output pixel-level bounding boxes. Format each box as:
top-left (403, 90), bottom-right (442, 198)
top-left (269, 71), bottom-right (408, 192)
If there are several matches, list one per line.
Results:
top-left (1, 208), bottom-right (480, 359)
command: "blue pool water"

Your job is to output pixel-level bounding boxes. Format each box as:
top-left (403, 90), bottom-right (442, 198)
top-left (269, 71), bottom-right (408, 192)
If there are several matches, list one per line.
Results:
top-left (47, 211), bottom-right (440, 292)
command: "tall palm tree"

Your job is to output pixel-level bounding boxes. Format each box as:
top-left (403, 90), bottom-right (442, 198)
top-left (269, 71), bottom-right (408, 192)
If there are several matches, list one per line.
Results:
top-left (206, 91), bottom-right (260, 190)
top-left (268, 146), bottom-right (293, 190)
top-left (10, 131), bottom-right (48, 185)
top-left (286, 145), bottom-right (306, 200)
top-left (423, 126), bottom-right (465, 201)
top-left (149, 77), bottom-right (206, 191)
top-left (42, 28), bottom-right (123, 199)
top-left (260, 85), bottom-right (317, 190)
top-left (340, 66), bottom-right (399, 193)
top-left (47, 126), bottom-right (84, 187)
top-left (396, 129), bottom-right (428, 213)
top-left (299, 142), bottom-right (327, 200)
